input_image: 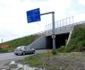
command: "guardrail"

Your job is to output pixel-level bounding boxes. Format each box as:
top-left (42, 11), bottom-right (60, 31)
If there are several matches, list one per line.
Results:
top-left (44, 18), bottom-right (85, 36)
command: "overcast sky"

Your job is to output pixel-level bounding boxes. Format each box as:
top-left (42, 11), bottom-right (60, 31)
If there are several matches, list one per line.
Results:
top-left (0, 0), bottom-right (85, 42)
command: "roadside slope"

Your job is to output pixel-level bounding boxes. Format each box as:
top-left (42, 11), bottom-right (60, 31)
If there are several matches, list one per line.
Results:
top-left (0, 34), bottom-right (42, 52)
top-left (58, 25), bottom-right (85, 52)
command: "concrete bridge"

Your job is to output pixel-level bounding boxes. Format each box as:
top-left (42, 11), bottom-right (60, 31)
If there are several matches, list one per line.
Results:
top-left (45, 20), bottom-right (85, 36)
top-left (28, 20), bottom-right (85, 49)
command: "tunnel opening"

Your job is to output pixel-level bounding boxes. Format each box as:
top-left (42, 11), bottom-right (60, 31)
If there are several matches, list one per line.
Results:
top-left (46, 33), bottom-right (69, 49)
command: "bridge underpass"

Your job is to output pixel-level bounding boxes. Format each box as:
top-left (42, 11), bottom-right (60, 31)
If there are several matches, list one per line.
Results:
top-left (29, 20), bottom-right (85, 49)
top-left (46, 33), bottom-right (69, 49)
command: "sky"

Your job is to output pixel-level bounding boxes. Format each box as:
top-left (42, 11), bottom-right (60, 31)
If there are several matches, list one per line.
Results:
top-left (0, 0), bottom-right (85, 42)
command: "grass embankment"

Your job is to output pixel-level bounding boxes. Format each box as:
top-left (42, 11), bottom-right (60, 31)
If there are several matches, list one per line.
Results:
top-left (57, 26), bottom-right (85, 52)
top-left (21, 52), bottom-right (55, 67)
top-left (20, 51), bottom-right (85, 70)
top-left (0, 35), bottom-right (39, 53)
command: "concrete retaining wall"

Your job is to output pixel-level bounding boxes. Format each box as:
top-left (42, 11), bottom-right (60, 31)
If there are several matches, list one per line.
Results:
top-left (28, 35), bottom-right (46, 49)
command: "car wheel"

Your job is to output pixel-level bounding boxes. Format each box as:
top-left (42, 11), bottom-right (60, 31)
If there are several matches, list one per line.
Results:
top-left (32, 50), bottom-right (35, 54)
top-left (15, 53), bottom-right (18, 55)
top-left (22, 52), bottom-right (25, 55)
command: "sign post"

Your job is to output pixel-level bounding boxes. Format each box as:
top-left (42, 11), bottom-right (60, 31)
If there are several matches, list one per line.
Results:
top-left (26, 8), bottom-right (56, 50)
top-left (41, 12), bottom-right (56, 50)
top-left (52, 12), bottom-right (56, 49)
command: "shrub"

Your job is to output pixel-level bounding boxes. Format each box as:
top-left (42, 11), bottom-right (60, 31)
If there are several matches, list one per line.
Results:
top-left (0, 48), bottom-right (8, 53)
top-left (52, 49), bottom-right (57, 55)
top-left (57, 46), bottom-right (65, 52)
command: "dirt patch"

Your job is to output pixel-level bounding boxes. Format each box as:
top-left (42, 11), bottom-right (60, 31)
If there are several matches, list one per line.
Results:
top-left (0, 60), bottom-right (9, 69)
top-left (0, 58), bottom-right (23, 70)
top-left (36, 53), bottom-right (85, 70)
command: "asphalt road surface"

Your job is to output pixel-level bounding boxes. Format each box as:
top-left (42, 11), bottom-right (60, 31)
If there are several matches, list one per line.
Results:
top-left (0, 49), bottom-right (48, 61)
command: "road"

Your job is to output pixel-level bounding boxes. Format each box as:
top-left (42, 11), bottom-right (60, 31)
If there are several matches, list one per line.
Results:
top-left (0, 49), bottom-right (48, 61)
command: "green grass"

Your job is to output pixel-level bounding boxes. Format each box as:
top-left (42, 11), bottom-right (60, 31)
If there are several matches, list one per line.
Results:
top-left (22, 53), bottom-right (54, 67)
top-left (21, 51), bottom-right (85, 67)
top-left (57, 26), bottom-right (85, 52)
top-left (0, 48), bottom-right (8, 53)
top-left (0, 35), bottom-right (39, 53)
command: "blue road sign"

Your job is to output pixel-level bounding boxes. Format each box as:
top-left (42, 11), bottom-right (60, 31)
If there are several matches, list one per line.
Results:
top-left (26, 8), bottom-right (41, 23)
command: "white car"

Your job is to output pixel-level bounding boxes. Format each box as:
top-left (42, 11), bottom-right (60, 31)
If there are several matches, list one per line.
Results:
top-left (14, 46), bottom-right (35, 55)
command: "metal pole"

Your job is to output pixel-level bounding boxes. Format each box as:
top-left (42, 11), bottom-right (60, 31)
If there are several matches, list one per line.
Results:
top-left (52, 12), bottom-right (56, 49)
top-left (1, 39), bottom-right (3, 43)
top-left (40, 11), bottom-right (56, 50)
